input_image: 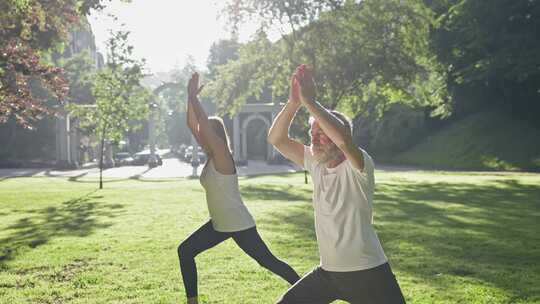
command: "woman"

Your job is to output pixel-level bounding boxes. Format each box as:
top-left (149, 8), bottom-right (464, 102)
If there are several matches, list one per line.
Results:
top-left (178, 72), bottom-right (300, 304)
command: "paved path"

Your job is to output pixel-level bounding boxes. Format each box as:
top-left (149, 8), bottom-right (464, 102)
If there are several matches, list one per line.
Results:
top-left (0, 148), bottom-right (436, 180)
top-left (0, 156), bottom-right (301, 180)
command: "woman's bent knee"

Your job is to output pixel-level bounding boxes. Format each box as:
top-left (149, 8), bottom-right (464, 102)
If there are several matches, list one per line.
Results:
top-left (178, 241), bottom-right (193, 259)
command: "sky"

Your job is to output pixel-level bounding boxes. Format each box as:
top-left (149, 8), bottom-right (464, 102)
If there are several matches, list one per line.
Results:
top-left (88, 1), bottom-right (266, 73)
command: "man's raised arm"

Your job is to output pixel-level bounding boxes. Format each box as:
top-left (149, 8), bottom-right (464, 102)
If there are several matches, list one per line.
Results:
top-left (296, 65), bottom-right (365, 171)
top-left (267, 75), bottom-right (305, 167)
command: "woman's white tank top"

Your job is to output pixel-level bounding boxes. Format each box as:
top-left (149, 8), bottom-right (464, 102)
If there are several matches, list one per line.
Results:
top-left (199, 159), bottom-right (255, 232)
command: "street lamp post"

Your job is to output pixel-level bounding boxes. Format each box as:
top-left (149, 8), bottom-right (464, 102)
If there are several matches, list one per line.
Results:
top-left (191, 134), bottom-right (200, 177)
top-left (148, 101), bottom-right (159, 168)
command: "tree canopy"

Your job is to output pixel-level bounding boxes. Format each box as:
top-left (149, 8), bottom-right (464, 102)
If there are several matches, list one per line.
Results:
top-left (70, 30), bottom-right (150, 145)
top-left (0, 0), bottom-right (115, 128)
top-left (429, 0), bottom-right (540, 118)
top-left (210, 0), bottom-right (539, 122)
top-left (208, 0), bottom-right (447, 119)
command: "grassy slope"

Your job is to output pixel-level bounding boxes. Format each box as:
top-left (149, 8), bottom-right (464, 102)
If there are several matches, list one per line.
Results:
top-left (393, 111), bottom-right (540, 171)
top-left (1, 172), bottom-right (540, 303)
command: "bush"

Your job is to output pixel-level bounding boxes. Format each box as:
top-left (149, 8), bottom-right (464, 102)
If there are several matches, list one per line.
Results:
top-left (353, 104), bottom-right (427, 159)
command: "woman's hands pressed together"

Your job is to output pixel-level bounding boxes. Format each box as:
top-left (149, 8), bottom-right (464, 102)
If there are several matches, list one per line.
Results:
top-left (187, 72), bottom-right (205, 102)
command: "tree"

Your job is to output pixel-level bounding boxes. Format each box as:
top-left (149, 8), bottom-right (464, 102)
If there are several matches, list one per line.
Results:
top-left (224, 0), bottom-right (346, 63)
top-left (429, 0), bottom-right (540, 119)
top-left (70, 30), bottom-right (150, 189)
top-left (60, 50), bottom-right (97, 105)
top-left (0, 0), bottom-right (116, 128)
top-left (207, 39), bottom-right (241, 80)
top-left (211, 0), bottom-right (447, 118)
top-left (292, 1), bottom-right (446, 115)
top-left (151, 58), bottom-right (197, 149)
top-left (204, 31), bottom-right (283, 114)
top-left (223, 0), bottom-right (344, 35)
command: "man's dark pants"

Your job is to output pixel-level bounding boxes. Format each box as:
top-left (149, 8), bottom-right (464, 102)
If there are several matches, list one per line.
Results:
top-left (276, 262), bottom-right (405, 304)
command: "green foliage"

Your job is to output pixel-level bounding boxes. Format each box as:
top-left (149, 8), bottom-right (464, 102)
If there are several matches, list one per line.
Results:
top-left (59, 50), bottom-right (96, 104)
top-left (0, 0), bottom-right (110, 128)
top-left (354, 104), bottom-right (428, 158)
top-left (163, 58), bottom-right (197, 114)
top-left (217, 0), bottom-right (540, 124)
top-left (429, 0), bottom-right (540, 118)
top-left (0, 18), bottom-right (100, 162)
top-left (223, 0), bottom-right (344, 34)
top-left (203, 31), bottom-right (289, 115)
top-left (70, 30), bottom-right (150, 145)
top-left (297, 0), bottom-right (447, 114)
top-left (210, 0), bottom-right (448, 120)
top-left (214, 0), bottom-right (540, 172)
top-left (156, 59), bottom-right (198, 146)
top-left (207, 39), bottom-right (241, 80)
top-left (0, 116), bottom-right (57, 160)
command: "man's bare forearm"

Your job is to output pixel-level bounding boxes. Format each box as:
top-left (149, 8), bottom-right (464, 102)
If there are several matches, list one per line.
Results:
top-left (303, 99), bottom-right (349, 148)
top-left (268, 101), bottom-right (301, 145)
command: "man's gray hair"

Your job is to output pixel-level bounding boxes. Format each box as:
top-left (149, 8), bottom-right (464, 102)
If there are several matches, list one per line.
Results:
top-left (330, 110), bottom-right (352, 137)
top-left (309, 110), bottom-right (353, 136)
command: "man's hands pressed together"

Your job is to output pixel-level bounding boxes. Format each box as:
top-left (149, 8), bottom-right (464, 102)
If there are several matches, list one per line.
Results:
top-left (294, 64), bottom-right (317, 105)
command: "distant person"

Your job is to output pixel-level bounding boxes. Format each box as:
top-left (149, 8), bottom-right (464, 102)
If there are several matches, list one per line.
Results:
top-left (268, 65), bottom-right (405, 304)
top-left (178, 72), bottom-right (300, 304)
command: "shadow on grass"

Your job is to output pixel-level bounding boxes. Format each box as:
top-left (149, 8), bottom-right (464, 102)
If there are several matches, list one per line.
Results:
top-left (0, 190), bottom-right (124, 267)
top-left (256, 178), bottom-right (540, 300)
top-left (241, 181), bottom-right (316, 261)
top-left (240, 184), bottom-right (312, 202)
top-left (258, 205), bottom-right (316, 240)
top-left (239, 171), bottom-right (302, 180)
top-left (63, 168), bottom-right (185, 183)
top-left (373, 179), bottom-right (540, 298)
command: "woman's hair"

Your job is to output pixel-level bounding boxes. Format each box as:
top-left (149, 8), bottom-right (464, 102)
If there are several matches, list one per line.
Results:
top-left (208, 116), bottom-right (231, 152)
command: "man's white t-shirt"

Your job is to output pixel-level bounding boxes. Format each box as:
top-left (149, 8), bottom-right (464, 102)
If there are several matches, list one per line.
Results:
top-left (304, 146), bottom-right (387, 272)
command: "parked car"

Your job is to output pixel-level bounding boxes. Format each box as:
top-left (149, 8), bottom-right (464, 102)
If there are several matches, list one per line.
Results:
top-left (178, 144), bottom-right (187, 159)
top-left (113, 152), bottom-right (134, 167)
top-left (171, 144), bottom-right (188, 158)
top-left (132, 152), bottom-right (163, 166)
top-left (183, 146), bottom-right (206, 163)
top-left (179, 144), bottom-right (192, 161)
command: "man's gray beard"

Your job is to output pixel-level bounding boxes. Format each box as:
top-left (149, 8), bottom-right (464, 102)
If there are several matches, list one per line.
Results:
top-left (311, 143), bottom-right (340, 164)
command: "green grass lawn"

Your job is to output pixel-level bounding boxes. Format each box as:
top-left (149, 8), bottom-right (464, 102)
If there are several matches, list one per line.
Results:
top-left (1, 171), bottom-right (539, 303)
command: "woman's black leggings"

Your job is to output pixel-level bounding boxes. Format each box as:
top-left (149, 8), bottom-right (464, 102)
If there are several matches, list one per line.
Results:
top-left (178, 220), bottom-right (300, 298)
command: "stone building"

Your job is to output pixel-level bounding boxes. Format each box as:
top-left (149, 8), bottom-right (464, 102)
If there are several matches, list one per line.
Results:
top-left (229, 101), bottom-right (283, 164)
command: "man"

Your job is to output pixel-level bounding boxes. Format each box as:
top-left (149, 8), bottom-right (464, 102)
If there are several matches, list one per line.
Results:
top-left (268, 65), bottom-right (405, 304)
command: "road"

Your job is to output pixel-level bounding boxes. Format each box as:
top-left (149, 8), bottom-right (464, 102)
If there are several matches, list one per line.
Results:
top-left (0, 150), bottom-right (301, 179)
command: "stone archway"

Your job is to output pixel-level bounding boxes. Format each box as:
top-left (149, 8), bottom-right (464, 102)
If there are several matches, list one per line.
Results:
top-left (241, 113), bottom-right (271, 161)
